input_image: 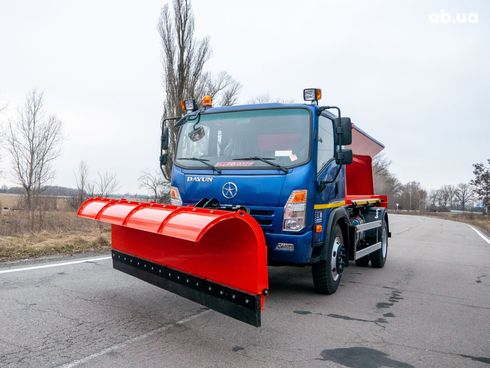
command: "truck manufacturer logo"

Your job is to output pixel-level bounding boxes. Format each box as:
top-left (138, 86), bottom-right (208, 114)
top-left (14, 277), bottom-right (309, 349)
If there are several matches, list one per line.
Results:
top-left (222, 182), bottom-right (238, 199)
top-left (275, 242), bottom-right (294, 251)
top-left (186, 176), bottom-right (213, 183)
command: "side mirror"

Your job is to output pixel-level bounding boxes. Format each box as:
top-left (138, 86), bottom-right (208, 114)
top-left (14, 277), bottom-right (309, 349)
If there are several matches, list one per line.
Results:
top-left (335, 148), bottom-right (352, 165)
top-left (160, 151), bottom-right (168, 166)
top-left (162, 127), bottom-right (169, 150)
top-left (160, 126), bottom-right (169, 166)
top-left (333, 117), bottom-right (352, 145)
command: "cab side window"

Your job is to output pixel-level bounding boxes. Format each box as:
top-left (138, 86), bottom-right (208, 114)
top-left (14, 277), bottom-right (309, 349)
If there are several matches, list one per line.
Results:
top-left (317, 115), bottom-right (334, 173)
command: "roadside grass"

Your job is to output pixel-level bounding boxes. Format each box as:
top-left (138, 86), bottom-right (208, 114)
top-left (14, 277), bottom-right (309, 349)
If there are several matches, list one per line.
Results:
top-left (0, 194), bottom-right (20, 209)
top-left (0, 209), bottom-right (101, 235)
top-left (0, 230), bottom-right (111, 262)
top-left (0, 210), bottom-right (111, 262)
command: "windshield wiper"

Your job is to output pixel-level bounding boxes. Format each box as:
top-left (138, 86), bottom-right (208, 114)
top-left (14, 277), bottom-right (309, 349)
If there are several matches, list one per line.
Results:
top-left (177, 157), bottom-right (222, 174)
top-left (232, 156), bottom-right (289, 173)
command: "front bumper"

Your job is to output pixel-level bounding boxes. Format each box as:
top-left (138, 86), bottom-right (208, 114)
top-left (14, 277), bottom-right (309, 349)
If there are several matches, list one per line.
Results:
top-left (265, 230), bottom-right (313, 265)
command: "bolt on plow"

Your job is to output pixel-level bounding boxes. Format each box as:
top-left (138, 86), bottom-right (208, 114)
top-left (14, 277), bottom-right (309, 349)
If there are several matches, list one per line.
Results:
top-left (78, 197), bottom-right (269, 327)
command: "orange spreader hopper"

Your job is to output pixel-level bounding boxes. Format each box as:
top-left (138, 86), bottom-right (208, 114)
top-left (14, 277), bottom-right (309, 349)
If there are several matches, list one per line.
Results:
top-left (78, 198), bottom-right (269, 326)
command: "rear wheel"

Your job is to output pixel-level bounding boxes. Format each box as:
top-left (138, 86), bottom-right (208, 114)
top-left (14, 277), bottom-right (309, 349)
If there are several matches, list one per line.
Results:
top-left (312, 224), bottom-right (345, 294)
top-left (371, 220), bottom-right (388, 268)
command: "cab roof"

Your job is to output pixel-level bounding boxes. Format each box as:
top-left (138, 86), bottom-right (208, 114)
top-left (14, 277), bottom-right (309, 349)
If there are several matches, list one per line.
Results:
top-left (203, 103), bottom-right (316, 114)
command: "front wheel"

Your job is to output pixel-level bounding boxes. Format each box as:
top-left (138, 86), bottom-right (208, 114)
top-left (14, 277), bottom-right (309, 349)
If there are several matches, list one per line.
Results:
top-left (371, 220), bottom-right (388, 268)
top-left (312, 224), bottom-right (345, 294)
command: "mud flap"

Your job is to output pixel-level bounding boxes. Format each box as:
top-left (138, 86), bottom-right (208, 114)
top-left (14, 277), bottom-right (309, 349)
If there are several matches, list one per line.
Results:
top-left (78, 198), bottom-right (268, 327)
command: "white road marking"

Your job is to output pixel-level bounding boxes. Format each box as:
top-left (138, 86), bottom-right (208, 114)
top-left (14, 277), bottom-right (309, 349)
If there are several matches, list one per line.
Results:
top-left (57, 309), bottom-right (210, 368)
top-left (469, 225), bottom-right (490, 245)
top-left (0, 256), bottom-right (112, 275)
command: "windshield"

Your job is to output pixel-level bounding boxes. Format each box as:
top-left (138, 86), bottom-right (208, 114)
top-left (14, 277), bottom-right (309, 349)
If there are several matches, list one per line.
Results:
top-left (175, 108), bottom-right (311, 171)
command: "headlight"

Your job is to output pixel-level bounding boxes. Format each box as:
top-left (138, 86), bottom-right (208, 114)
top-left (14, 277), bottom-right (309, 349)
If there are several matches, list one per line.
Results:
top-left (282, 189), bottom-right (307, 231)
top-left (170, 186), bottom-right (183, 206)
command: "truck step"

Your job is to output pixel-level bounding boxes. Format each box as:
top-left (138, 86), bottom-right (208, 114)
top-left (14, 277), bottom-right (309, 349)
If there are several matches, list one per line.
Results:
top-left (355, 220), bottom-right (382, 232)
top-left (355, 242), bottom-right (382, 260)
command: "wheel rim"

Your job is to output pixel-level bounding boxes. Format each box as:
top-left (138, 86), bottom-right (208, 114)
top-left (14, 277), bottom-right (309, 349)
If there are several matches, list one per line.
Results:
top-left (381, 225), bottom-right (387, 259)
top-left (331, 237), bottom-right (343, 282)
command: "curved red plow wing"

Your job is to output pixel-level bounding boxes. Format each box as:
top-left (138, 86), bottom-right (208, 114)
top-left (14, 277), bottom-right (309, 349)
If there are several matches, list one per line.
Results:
top-left (78, 198), bottom-right (268, 326)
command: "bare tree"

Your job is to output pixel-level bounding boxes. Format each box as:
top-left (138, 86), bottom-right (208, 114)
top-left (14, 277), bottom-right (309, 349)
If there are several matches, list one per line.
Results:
top-left (248, 95), bottom-right (272, 104)
top-left (74, 161), bottom-right (89, 206)
top-left (427, 189), bottom-right (440, 210)
top-left (157, 0), bottom-right (241, 180)
top-left (204, 72), bottom-right (241, 105)
top-left (454, 183), bottom-right (474, 211)
top-left (372, 154), bottom-right (401, 208)
top-left (0, 92), bottom-right (7, 113)
top-left (248, 95), bottom-right (295, 104)
top-left (95, 171), bottom-right (119, 197)
top-left (87, 182), bottom-right (96, 198)
top-left (396, 181), bottom-right (427, 211)
top-left (4, 90), bottom-right (62, 229)
top-left (138, 170), bottom-right (167, 202)
top-left (219, 80), bottom-right (241, 106)
top-left (438, 185), bottom-right (456, 209)
top-left (0, 93), bottom-right (8, 171)
top-left (206, 72), bottom-right (241, 106)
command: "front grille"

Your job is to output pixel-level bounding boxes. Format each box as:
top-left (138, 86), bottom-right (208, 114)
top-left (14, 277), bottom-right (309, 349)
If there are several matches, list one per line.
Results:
top-left (250, 208), bottom-right (276, 232)
top-left (250, 209), bottom-right (274, 216)
top-left (255, 218), bottom-right (273, 226)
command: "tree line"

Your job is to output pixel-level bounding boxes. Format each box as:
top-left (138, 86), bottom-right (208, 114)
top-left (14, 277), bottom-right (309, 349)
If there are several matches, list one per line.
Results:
top-left (374, 155), bottom-right (489, 213)
top-left (73, 163), bottom-right (169, 206)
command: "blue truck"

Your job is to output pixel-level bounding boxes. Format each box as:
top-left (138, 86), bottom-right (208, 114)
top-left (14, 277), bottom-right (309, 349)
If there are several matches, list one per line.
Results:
top-left (160, 88), bottom-right (390, 297)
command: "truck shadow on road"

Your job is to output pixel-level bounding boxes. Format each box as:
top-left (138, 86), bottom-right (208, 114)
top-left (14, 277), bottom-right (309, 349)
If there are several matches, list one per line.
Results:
top-left (266, 266), bottom-right (315, 296)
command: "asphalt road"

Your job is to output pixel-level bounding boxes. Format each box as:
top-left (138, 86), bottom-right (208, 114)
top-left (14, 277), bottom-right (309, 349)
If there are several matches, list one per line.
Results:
top-left (1, 215), bottom-right (489, 368)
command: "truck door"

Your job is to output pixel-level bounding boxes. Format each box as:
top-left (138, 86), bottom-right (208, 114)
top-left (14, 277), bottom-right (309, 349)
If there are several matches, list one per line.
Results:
top-left (314, 115), bottom-right (344, 242)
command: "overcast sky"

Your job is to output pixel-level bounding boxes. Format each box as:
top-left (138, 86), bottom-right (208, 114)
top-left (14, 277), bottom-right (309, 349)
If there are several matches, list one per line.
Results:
top-left (0, 0), bottom-right (489, 194)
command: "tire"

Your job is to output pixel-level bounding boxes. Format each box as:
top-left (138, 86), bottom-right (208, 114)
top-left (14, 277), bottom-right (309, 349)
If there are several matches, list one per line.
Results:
top-left (355, 256), bottom-right (370, 267)
top-left (312, 224), bottom-right (345, 294)
top-left (371, 220), bottom-right (388, 268)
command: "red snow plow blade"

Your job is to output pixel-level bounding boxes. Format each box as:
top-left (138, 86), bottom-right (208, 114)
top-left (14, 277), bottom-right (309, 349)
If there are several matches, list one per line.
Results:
top-left (78, 198), bottom-right (268, 326)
